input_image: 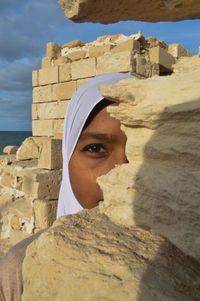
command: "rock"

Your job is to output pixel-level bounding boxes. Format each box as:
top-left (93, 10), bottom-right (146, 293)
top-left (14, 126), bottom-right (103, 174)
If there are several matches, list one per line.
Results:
top-left (22, 208), bottom-right (200, 301)
top-left (98, 55), bottom-right (200, 263)
top-left (16, 137), bottom-right (39, 161)
top-left (58, 0), bottom-right (200, 24)
top-left (3, 145), bottom-right (19, 155)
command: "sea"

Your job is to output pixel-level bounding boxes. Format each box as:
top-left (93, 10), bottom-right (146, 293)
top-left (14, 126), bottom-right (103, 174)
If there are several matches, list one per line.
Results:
top-left (0, 131), bottom-right (32, 155)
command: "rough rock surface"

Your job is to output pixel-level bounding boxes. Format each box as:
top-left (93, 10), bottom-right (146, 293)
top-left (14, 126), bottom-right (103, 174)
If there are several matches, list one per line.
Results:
top-left (98, 55), bottom-right (200, 263)
top-left (58, 0), bottom-right (200, 23)
top-left (22, 208), bottom-right (200, 301)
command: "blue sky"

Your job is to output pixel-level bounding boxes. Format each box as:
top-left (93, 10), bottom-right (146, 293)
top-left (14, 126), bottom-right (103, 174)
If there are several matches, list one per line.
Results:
top-left (0, 0), bottom-right (199, 131)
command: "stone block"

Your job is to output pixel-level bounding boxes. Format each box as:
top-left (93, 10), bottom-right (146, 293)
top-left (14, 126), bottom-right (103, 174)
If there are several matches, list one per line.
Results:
top-left (135, 54), bottom-right (146, 77)
top-left (41, 57), bottom-right (52, 69)
top-left (38, 138), bottom-right (62, 170)
top-left (149, 46), bottom-right (176, 72)
top-left (16, 137), bottom-right (39, 161)
top-left (59, 63), bottom-right (72, 82)
top-left (88, 45), bottom-right (111, 58)
top-left (168, 43), bottom-right (193, 59)
top-left (71, 58), bottom-right (96, 80)
top-left (33, 85), bottom-right (52, 103)
top-left (76, 78), bottom-right (91, 89)
top-left (53, 56), bottom-right (69, 66)
top-left (96, 51), bottom-right (133, 75)
top-left (33, 199), bottom-right (57, 229)
top-left (3, 146), bottom-right (19, 155)
top-left (32, 120), bottom-right (53, 137)
top-left (32, 70), bottom-right (39, 87)
top-left (111, 39), bottom-right (140, 53)
top-left (52, 82), bottom-right (76, 100)
top-left (62, 40), bottom-right (85, 49)
top-left (46, 42), bottom-right (61, 58)
top-left (32, 101), bottom-right (68, 120)
top-left (52, 119), bottom-right (64, 139)
top-left (39, 66), bottom-right (59, 86)
top-left (22, 169), bottom-right (62, 200)
top-left (67, 50), bottom-right (86, 61)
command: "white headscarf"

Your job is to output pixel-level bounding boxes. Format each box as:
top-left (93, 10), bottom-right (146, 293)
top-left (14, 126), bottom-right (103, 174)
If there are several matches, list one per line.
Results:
top-left (56, 73), bottom-right (136, 218)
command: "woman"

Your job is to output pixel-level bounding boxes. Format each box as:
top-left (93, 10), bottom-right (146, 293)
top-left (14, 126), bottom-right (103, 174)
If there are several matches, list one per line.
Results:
top-left (0, 72), bottom-right (135, 301)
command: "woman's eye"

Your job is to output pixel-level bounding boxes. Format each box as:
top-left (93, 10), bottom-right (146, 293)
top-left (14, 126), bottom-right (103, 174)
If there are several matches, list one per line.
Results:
top-left (82, 144), bottom-right (106, 154)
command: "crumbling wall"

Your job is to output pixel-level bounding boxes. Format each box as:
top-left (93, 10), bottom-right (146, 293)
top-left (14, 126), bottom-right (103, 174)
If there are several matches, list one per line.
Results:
top-left (0, 34), bottom-right (193, 256)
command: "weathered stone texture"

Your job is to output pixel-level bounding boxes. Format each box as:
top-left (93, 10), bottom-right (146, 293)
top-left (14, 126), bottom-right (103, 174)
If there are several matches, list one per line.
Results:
top-left (22, 208), bottom-right (200, 301)
top-left (98, 55), bottom-right (200, 263)
top-left (58, 0), bottom-right (200, 23)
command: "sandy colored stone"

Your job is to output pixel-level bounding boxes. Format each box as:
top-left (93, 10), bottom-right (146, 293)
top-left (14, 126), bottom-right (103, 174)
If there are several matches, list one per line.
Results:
top-left (46, 42), bottom-right (61, 58)
top-left (22, 208), bottom-right (200, 301)
top-left (96, 51), bottom-right (134, 75)
top-left (52, 81), bottom-right (76, 100)
top-left (88, 44), bottom-right (111, 58)
top-left (32, 70), bottom-right (39, 87)
top-left (41, 57), bottom-right (52, 69)
top-left (53, 56), bottom-right (70, 66)
top-left (3, 146), bottom-right (19, 155)
top-left (38, 138), bottom-right (62, 170)
top-left (33, 199), bottom-right (57, 228)
top-left (32, 120), bottom-right (54, 137)
top-left (58, 0), bottom-right (200, 23)
top-left (149, 46), bottom-right (176, 72)
top-left (39, 66), bottom-right (59, 86)
top-left (98, 56), bottom-right (200, 262)
top-left (52, 119), bottom-right (64, 138)
top-left (16, 137), bottom-right (39, 161)
top-left (71, 58), bottom-right (96, 80)
top-left (67, 50), bottom-right (86, 60)
top-left (62, 40), bottom-right (85, 49)
top-left (168, 43), bottom-right (193, 59)
top-left (32, 101), bottom-right (68, 120)
top-left (76, 77), bottom-right (91, 89)
top-left (59, 63), bottom-right (71, 82)
top-left (111, 39), bottom-right (140, 53)
top-left (33, 85), bottom-right (52, 103)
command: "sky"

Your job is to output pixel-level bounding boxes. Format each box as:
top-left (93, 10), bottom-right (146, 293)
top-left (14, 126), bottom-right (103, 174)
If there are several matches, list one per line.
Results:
top-left (0, 0), bottom-right (199, 131)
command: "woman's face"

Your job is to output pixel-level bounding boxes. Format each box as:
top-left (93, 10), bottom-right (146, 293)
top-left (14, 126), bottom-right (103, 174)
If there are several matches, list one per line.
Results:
top-left (69, 104), bottom-right (128, 209)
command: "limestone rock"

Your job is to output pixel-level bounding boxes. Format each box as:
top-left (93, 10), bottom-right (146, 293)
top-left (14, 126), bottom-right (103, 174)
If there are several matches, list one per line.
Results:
top-left (58, 0), bottom-right (200, 24)
top-left (22, 208), bottom-right (200, 301)
top-left (3, 145), bottom-right (19, 155)
top-left (98, 56), bottom-right (200, 263)
top-left (16, 137), bottom-right (39, 161)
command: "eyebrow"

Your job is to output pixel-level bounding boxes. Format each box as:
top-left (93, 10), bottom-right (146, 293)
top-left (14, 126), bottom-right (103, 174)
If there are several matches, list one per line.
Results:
top-left (78, 132), bottom-right (115, 142)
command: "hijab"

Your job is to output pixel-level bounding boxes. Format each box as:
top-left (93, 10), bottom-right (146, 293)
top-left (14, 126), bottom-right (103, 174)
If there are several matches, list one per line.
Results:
top-left (56, 73), bottom-right (136, 218)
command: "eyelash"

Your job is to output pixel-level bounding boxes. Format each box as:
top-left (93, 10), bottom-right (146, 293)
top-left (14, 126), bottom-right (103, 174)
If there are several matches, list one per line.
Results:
top-left (81, 143), bottom-right (107, 154)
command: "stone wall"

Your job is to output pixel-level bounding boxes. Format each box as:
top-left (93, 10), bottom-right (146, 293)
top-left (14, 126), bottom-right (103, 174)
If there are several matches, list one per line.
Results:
top-left (0, 33), bottom-right (193, 256)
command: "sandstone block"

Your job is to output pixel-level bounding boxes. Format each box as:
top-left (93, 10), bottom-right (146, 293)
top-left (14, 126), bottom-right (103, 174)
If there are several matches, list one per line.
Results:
top-left (71, 58), bottom-right (96, 80)
top-left (168, 43), bottom-right (193, 59)
top-left (135, 54), bottom-right (146, 77)
top-left (52, 119), bottom-right (64, 139)
top-left (39, 66), bottom-right (59, 86)
top-left (96, 51), bottom-right (134, 75)
top-left (32, 70), bottom-right (39, 87)
top-left (22, 169), bottom-right (62, 200)
top-left (59, 63), bottom-right (71, 82)
top-left (16, 137), bottom-right (39, 161)
top-left (52, 81), bottom-right (76, 100)
top-left (33, 85), bottom-right (52, 103)
top-left (53, 56), bottom-right (69, 66)
top-left (149, 46), bottom-right (176, 72)
top-left (58, 0), bottom-right (200, 23)
top-left (62, 40), bottom-right (85, 49)
top-left (33, 199), bottom-right (57, 229)
top-left (111, 39), bottom-right (140, 53)
top-left (38, 138), bottom-right (62, 170)
top-left (67, 50), bottom-right (86, 61)
top-left (76, 77), bottom-right (91, 89)
top-left (88, 44), bottom-right (111, 58)
top-left (32, 120), bottom-right (53, 137)
top-left (41, 57), bottom-right (52, 69)
top-left (22, 208), bottom-right (200, 301)
top-left (32, 101), bottom-right (68, 120)
top-left (3, 146), bottom-right (19, 155)
top-left (46, 42), bottom-right (61, 58)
